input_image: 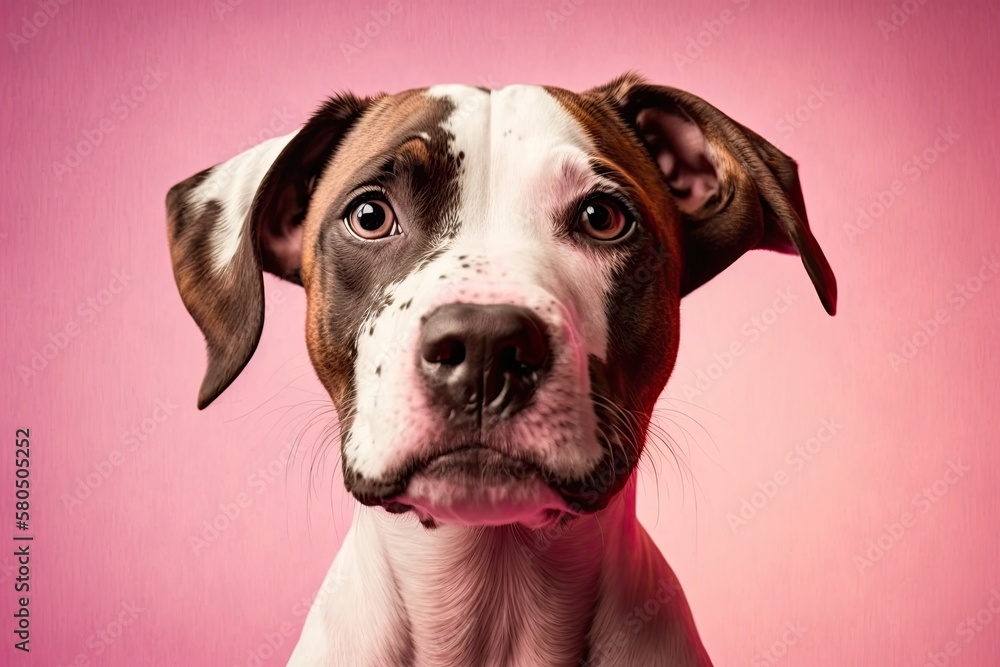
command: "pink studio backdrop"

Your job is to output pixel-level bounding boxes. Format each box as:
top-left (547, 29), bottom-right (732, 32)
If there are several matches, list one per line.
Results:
top-left (2, 0), bottom-right (998, 665)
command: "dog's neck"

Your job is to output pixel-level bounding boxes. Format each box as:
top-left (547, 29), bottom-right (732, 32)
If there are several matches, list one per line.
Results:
top-left (374, 485), bottom-right (637, 666)
top-left (291, 478), bottom-right (712, 666)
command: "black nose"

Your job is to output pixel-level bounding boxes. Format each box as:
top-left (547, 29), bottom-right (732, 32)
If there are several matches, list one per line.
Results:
top-left (419, 303), bottom-right (550, 423)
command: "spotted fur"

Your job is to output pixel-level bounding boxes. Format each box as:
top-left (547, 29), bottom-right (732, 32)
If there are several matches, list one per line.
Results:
top-left (166, 75), bottom-right (836, 667)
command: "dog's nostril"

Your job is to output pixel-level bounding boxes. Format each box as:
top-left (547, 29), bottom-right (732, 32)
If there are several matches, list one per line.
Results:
top-left (497, 341), bottom-right (543, 372)
top-left (422, 338), bottom-right (466, 366)
top-left (502, 320), bottom-right (548, 369)
top-left (498, 345), bottom-right (519, 369)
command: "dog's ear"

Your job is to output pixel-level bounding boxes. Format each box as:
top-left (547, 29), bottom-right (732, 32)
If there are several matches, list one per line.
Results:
top-left (166, 93), bottom-right (372, 409)
top-left (590, 73), bottom-right (836, 315)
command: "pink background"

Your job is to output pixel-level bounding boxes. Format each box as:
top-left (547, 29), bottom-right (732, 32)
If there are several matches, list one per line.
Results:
top-left (2, 0), bottom-right (998, 665)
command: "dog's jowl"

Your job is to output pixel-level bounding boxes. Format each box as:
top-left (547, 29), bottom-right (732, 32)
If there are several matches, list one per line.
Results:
top-left (166, 73), bottom-right (836, 666)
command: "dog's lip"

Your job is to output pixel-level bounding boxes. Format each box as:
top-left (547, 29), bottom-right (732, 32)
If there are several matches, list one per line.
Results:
top-left (408, 445), bottom-right (542, 481)
top-left (386, 446), bottom-right (574, 527)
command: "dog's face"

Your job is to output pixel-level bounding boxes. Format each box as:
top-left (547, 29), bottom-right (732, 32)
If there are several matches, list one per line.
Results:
top-left (167, 74), bottom-right (836, 528)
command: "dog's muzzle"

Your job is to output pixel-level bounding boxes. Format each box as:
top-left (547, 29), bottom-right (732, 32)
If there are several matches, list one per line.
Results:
top-left (347, 299), bottom-right (625, 526)
top-left (350, 302), bottom-right (575, 528)
top-left (418, 303), bottom-right (551, 425)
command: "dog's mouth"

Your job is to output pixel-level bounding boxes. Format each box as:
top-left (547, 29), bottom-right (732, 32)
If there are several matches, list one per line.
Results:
top-left (345, 360), bottom-right (645, 526)
top-left (379, 446), bottom-right (576, 528)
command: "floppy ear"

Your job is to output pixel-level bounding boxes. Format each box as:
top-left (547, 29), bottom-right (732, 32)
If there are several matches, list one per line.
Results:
top-left (166, 93), bottom-right (372, 409)
top-left (591, 74), bottom-right (837, 315)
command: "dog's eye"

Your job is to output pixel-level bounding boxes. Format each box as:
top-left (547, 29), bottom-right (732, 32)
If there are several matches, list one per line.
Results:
top-left (577, 199), bottom-right (633, 242)
top-left (345, 198), bottom-right (400, 240)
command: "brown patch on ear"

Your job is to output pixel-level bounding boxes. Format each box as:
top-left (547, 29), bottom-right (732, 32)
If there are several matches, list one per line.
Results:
top-left (581, 73), bottom-right (837, 315)
top-left (167, 178), bottom-right (264, 410)
top-left (167, 93), bottom-right (375, 409)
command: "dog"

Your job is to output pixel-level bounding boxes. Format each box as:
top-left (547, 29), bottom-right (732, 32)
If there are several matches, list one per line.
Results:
top-left (166, 73), bottom-right (836, 666)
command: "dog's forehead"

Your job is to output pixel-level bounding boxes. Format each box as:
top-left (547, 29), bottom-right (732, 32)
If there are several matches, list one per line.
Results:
top-left (424, 83), bottom-right (592, 149)
top-left (423, 84), bottom-right (597, 226)
top-left (345, 83), bottom-right (601, 190)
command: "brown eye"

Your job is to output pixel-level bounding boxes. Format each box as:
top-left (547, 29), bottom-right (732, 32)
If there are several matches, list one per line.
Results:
top-left (577, 199), bottom-right (633, 242)
top-left (345, 198), bottom-right (399, 240)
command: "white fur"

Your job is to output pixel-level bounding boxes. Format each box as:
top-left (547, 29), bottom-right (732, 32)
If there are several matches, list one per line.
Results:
top-left (348, 85), bottom-right (630, 484)
top-left (182, 87), bottom-right (714, 666)
top-left (289, 483), bottom-right (714, 666)
top-left (188, 132), bottom-right (297, 273)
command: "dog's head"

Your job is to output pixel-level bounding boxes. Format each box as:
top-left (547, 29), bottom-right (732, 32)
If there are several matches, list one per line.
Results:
top-left (167, 74), bottom-right (836, 528)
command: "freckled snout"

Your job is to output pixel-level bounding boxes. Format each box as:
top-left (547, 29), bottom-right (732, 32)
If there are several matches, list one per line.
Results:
top-left (419, 303), bottom-right (550, 423)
